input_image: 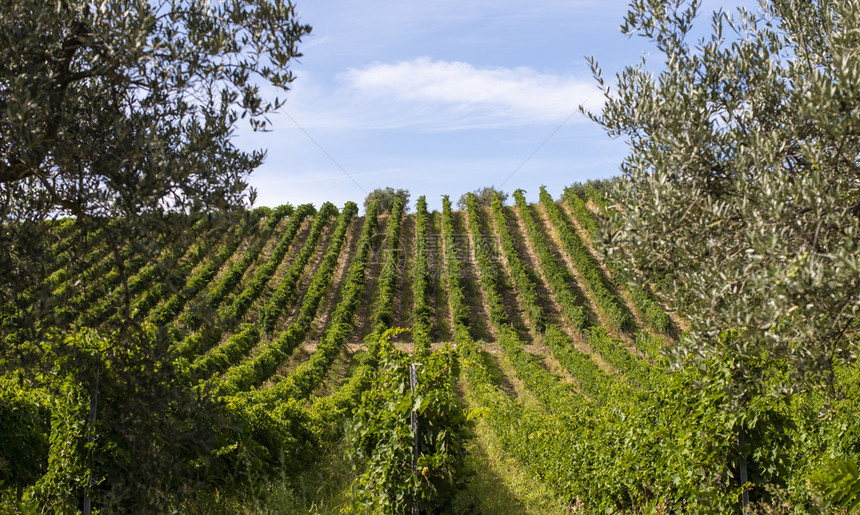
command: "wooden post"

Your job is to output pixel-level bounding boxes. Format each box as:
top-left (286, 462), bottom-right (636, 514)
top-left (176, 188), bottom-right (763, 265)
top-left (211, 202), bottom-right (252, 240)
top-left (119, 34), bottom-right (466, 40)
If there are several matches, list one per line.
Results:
top-left (410, 363), bottom-right (423, 476)
top-left (410, 362), bottom-right (423, 515)
top-left (739, 425), bottom-right (749, 514)
top-left (83, 367), bottom-right (99, 515)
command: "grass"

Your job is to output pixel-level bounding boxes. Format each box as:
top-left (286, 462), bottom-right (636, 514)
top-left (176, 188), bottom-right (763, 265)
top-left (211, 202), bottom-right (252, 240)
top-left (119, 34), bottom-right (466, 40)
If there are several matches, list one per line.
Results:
top-left (454, 417), bottom-right (568, 514)
top-left (184, 440), bottom-right (356, 514)
top-left (182, 378), bottom-right (566, 514)
top-left (453, 374), bottom-right (568, 515)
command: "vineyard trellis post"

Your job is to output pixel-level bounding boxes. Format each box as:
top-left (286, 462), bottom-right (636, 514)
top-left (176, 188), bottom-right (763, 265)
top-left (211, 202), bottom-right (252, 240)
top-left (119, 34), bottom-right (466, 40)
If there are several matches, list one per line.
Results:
top-left (410, 362), bottom-right (423, 475)
top-left (410, 362), bottom-right (423, 515)
top-left (739, 425), bottom-right (749, 514)
top-left (83, 366), bottom-right (99, 515)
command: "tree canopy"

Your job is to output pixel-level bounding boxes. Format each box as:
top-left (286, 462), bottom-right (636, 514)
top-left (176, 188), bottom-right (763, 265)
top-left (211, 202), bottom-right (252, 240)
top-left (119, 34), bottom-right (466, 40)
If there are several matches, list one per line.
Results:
top-left (0, 1), bottom-right (310, 508)
top-left (1, 0), bottom-right (310, 340)
top-left (456, 186), bottom-right (508, 210)
top-left (587, 0), bottom-right (860, 405)
top-left (1, 0), bottom-right (310, 213)
top-left (364, 187), bottom-right (410, 214)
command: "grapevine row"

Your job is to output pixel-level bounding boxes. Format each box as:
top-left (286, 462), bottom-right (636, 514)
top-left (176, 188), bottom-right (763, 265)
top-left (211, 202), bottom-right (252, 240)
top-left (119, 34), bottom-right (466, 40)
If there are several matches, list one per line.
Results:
top-left (513, 190), bottom-right (588, 330)
top-left (175, 207), bottom-right (293, 355)
top-left (411, 196), bottom-right (433, 356)
top-left (129, 216), bottom-right (232, 322)
top-left (582, 326), bottom-right (658, 389)
top-left (219, 203), bottom-right (315, 323)
top-left (150, 210), bottom-right (261, 327)
top-left (463, 196), bottom-right (596, 413)
top-left (50, 243), bottom-right (118, 326)
top-left (541, 324), bottom-right (623, 404)
top-left (440, 196), bottom-right (470, 331)
top-left (214, 202), bottom-right (359, 395)
top-left (258, 202), bottom-right (339, 334)
top-left (185, 323), bottom-right (261, 382)
top-left (186, 205), bottom-right (343, 384)
top-left (539, 186), bottom-right (634, 333)
top-left (42, 220), bottom-right (102, 278)
top-left (464, 194), bottom-right (510, 329)
top-left (454, 196), bottom-right (674, 509)
top-left (80, 216), bottom-right (210, 326)
top-left (456, 319), bottom-right (664, 509)
top-left (486, 193), bottom-right (618, 402)
top-left (563, 187), bottom-right (671, 335)
top-left (178, 205), bottom-right (313, 359)
top-left (369, 199), bottom-right (405, 337)
top-left (247, 201), bottom-right (379, 405)
top-left (489, 193), bottom-right (546, 333)
top-left (192, 213), bottom-right (272, 322)
top-left (263, 204), bottom-right (296, 231)
top-left (46, 226), bottom-right (107, 290)
top-left (52, 235), bottom-right (157, 327)
top-left (279, 205), bottom-right (411, 440)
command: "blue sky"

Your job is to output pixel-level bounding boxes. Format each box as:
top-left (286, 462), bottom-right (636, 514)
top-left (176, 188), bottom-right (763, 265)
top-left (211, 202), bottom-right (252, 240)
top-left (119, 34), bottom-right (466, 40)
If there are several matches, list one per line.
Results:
top-left (237, 0), bottom-right (757, 212)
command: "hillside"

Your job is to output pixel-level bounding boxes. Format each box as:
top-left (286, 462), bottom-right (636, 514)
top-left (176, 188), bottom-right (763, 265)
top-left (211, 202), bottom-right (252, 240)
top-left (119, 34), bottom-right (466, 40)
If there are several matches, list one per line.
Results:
top-left (4, 187), bottom-right (857, 513)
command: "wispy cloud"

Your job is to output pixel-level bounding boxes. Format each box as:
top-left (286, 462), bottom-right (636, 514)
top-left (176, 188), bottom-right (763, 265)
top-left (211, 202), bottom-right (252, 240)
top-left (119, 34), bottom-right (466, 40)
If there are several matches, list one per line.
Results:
top-left (340, 58), bottom-right (601, 128)
top-left (282, 58), bottom-right (602, 131)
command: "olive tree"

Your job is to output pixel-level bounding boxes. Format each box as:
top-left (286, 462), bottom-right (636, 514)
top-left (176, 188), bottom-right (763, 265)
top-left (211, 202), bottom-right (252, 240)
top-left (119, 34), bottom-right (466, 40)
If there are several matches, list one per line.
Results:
top-left (364, 187), bottom-right (410, 213)
top-left (0, 0), bottom-right (310, 509)
top-left (587, 0), bottom-right (859, 407)
top-left (583, 3), bottom-right (860, 506)
top-left (456, 186), bottom-right (508, 210)
top-left (1, 0), bottom-right (310, 338)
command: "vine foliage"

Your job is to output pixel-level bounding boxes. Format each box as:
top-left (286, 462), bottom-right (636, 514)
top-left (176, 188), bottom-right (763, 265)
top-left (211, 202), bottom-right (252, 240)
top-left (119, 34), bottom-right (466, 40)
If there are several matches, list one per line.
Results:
top-left (348, 329), bottom-right (471, 514)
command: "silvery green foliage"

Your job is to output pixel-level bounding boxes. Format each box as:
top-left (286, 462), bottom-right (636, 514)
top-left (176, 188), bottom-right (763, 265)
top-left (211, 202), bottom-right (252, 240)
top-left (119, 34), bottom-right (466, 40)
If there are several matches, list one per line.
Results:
top-left (0, 0), bottom-right (310, 342)
top-left (586, 0), bottom-right (860, 405)
top-left (456, 185), bottom-right (508, 210)
top-left (364, 187), bottom-right (410, 214)
top-left (0, 4), bottom-right (310, 506)
top-left (1, 0), bottom-right (310, 218)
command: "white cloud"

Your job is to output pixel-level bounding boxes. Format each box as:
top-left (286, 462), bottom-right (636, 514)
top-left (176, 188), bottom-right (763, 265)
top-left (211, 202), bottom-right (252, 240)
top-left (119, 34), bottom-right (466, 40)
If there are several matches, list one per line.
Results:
top-left (338, 58), bottom-right (601, 129)
top-left (275, 59), bottom-right (602, 131)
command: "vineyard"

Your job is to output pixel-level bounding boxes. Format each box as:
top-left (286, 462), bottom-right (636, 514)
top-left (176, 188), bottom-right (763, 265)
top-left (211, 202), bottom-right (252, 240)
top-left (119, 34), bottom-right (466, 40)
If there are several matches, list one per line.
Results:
top-left (2, 187), bottom-right (858, 513)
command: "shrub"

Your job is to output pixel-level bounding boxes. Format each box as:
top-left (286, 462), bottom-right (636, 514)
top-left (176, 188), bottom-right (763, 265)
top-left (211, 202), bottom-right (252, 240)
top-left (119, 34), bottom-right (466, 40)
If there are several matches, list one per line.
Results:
top-left (456, 186), bottom-right (508, 210)
top-left (364, 187), bottom-right (410, 214)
